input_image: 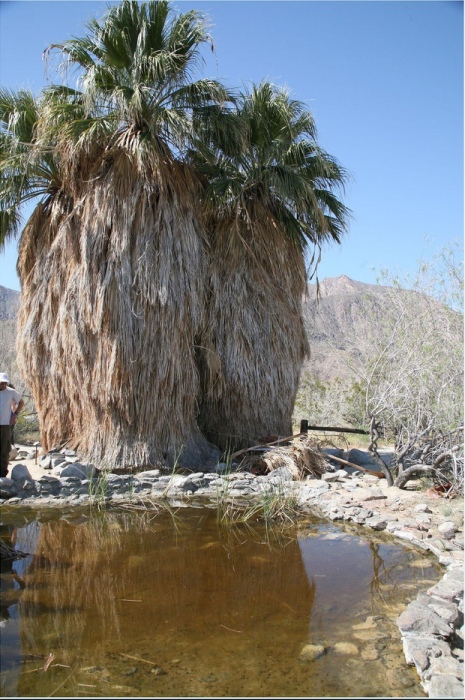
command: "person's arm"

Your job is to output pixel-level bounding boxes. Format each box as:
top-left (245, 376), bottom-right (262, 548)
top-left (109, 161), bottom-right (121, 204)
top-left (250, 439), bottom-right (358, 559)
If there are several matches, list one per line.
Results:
top-left (10, 398), bottom-right (24, 426)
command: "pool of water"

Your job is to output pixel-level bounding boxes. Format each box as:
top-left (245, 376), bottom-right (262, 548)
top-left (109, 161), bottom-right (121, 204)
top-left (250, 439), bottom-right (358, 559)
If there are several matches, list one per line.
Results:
top-left (0, 504), bottom-right (443, 697)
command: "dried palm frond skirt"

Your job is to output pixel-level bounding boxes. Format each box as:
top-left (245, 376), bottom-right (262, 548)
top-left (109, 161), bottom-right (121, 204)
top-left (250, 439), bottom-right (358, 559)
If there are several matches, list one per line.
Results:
top-left (240, 437), bottom-right (333, 480)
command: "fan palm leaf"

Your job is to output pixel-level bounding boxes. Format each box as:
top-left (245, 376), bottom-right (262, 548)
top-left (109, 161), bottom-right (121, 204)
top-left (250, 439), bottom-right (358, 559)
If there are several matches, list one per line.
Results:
top-left (0, 88), bottom-right (61, 248)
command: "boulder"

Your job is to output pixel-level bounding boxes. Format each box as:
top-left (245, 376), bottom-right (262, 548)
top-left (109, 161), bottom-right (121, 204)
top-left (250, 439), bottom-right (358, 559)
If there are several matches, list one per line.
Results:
top-left (57, 463), bottom-right (97, 479)
top-left (9, 464), bottom-right (34, 482)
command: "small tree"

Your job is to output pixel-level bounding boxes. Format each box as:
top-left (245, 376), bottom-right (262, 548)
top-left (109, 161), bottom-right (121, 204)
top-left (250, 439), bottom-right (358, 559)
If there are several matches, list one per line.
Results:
top-left (360, 240), bottom-right (463, 491)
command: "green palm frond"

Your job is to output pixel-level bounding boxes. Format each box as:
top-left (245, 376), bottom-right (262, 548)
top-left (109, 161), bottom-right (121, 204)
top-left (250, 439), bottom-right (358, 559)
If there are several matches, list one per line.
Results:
top-left (40, 0), bottom-right (225, 170)
top-left (190, 80), bottom-right (351, 252)
top-left (0, 88), bottom-right (62, 250)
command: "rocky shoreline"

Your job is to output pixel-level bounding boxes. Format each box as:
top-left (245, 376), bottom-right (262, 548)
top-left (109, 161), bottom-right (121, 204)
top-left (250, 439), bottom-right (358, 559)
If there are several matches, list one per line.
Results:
top-left (1, 447), bottom-right (463, 698)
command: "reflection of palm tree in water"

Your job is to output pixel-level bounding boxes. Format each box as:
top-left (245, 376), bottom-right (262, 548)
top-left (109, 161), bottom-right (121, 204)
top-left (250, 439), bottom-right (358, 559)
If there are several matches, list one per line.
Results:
top-left (14, 511), bottom-right (317, 697)
top-left (0, 525), bottom-right (27, 623)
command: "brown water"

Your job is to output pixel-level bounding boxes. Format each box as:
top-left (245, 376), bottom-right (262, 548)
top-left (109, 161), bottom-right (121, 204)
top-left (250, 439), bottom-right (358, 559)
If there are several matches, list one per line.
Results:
top-left (0, 505), bottom-right (443, 698)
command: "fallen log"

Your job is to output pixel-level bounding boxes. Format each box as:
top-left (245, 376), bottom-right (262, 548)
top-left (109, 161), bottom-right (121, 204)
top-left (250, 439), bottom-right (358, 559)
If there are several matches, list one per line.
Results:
top-left (326, 454), bottom-right (385, 479)
top-left (230, 432), bottom-right (303, 461)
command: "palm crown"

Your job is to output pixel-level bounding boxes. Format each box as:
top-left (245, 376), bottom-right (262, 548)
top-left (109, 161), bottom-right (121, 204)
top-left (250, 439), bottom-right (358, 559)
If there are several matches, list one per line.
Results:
top-left (40, 0), bottom-right (228, 172)
top-left (0, 0), bottom-right (229, 250)
top-left (191, 81), bottom-right (351, 252)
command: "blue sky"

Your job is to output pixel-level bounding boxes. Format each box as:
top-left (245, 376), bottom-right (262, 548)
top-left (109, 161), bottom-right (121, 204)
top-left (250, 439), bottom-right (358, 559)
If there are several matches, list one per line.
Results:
top-left (0, 0), bottom-right (463, 292)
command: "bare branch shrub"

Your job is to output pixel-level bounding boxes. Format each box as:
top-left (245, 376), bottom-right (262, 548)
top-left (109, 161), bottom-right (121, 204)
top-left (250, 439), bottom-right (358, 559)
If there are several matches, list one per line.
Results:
top-left (295, 240), bottom-right (464, 493)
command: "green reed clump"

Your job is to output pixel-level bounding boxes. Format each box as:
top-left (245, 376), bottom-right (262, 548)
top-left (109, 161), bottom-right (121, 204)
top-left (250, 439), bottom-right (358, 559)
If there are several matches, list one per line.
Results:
top-left (216, 478), bottom-right (301, 527)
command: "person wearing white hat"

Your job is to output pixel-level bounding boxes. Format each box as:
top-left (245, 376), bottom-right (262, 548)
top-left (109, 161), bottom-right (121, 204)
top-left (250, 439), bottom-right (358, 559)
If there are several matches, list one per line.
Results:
top-left (0, 373), bottom-right (24, 477)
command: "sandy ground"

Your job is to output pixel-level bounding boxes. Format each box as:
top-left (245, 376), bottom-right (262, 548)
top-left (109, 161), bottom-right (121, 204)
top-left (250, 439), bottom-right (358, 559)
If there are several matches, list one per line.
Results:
top-left (7, 443), bottom-right (51, 481)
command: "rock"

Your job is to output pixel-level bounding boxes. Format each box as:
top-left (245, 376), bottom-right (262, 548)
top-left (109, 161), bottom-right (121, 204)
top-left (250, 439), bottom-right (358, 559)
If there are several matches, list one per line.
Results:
top-left (351, 508), bottom-right (374, 523)
top-left (438, 521), bottom-right (458, 540)
top-left (428, 571), bottom-right (464, 602)
top-left (361, 645), bottom-right (379, 661)
top-left (417, 593), bottom-right (462, 626)
top-left (9, 464), bottom-right (34, 482)
top-left (324, 507), bottom-right (345, 521)
top-left (392, 528), bottom-right (426, 543)
top-left (397, 601), bottom-right (453, 638)
top-left (51, 457), bottom-right (67, 469)
top-left (135, 470), bottom-right (161, 480)
top-left (266, 466), bottom-right (294, 483)
top-left (58, 463), bottom-right (97, 479)
top-left (427, 674), bottom-right (464, 698)
top-left (352, 627), bottom-right (388, 642)
top-left (364, 515), bottom-right (388, 530)
top-left (332, 642), bottom-right (359, 655)
top-left (321, 471), bottom-right (341, 482)
top-left (299, 644), bottom-right (326, 661)
top-left (427, 652), bottom-right (464, 679)
top-left (402, 636), bottom-right (451, 672)
top-left (437, 554), bottom-right (464, 571)
top-left (343, 448), bottom-right (394, 469)
top-left (414, 503), bottom-right (433, 514)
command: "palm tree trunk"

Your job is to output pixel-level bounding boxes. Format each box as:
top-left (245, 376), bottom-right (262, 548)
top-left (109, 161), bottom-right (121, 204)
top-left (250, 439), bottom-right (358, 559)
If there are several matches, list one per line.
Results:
top-left (198, 221), bottom-right (309, 452)
top-left (16, 161), bottom-right (217, 470)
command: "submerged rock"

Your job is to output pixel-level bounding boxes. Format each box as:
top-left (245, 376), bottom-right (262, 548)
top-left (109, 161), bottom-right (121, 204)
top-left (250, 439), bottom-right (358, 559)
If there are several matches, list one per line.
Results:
top-left (299, 644), bottom-right (327, 661)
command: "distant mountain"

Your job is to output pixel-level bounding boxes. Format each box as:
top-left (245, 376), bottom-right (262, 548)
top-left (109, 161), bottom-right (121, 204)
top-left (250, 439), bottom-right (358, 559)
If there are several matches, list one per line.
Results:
top-left (0, 285), bottom-right (21, 380)
top-left (302, 275), bottom-right (388, 384)
top-left (0, 285), bottom-right (20, 320)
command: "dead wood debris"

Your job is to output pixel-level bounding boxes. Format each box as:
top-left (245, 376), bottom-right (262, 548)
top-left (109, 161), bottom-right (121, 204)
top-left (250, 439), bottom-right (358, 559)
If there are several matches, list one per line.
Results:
top-left (239, 437), bottom-right (332, 480)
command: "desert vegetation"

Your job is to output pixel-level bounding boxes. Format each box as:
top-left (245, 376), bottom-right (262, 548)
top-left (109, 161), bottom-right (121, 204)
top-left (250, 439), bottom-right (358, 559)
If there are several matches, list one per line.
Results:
top-left (294, 241), bottom-right (464, 494)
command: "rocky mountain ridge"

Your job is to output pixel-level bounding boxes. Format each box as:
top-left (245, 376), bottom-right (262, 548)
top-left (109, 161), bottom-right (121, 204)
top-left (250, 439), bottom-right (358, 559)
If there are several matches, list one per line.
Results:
top-left (0, 284), bottom-right (20, 320)
top-left (303, 274), bottom-right (391, 383)
top-left (0, 285), bottom-right (20, 379)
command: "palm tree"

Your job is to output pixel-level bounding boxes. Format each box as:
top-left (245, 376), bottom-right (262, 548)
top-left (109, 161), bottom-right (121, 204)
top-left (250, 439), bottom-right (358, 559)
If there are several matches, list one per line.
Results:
top-left (1, 0), bottom-right (229, 469)
top-left (191, 82), bottom-right (351, 451)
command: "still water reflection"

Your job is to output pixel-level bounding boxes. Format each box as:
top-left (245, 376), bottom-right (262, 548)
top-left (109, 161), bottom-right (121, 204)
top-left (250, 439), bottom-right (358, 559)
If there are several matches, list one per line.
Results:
top-left (0, 506), bottom-right (442, 697)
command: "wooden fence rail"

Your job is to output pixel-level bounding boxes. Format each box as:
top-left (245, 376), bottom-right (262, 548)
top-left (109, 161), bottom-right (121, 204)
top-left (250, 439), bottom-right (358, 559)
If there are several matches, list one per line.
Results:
top-left (299, 420), bottom-right (369, 435)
